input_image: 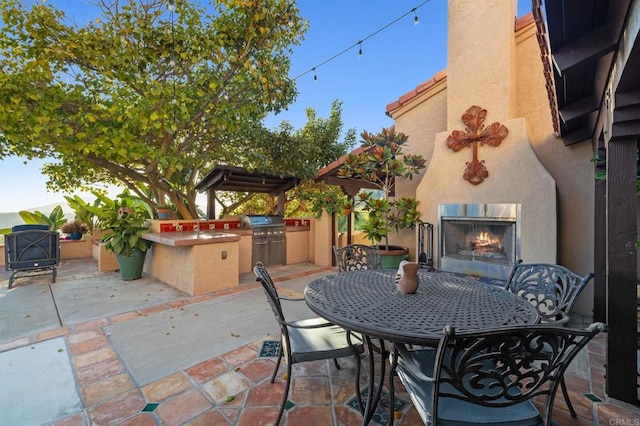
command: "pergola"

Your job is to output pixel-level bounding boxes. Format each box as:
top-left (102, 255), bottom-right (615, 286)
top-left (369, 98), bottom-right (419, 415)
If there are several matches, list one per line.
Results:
top-left (537, 0), bottom-right (640, 403)
top-left (195, 165), bottom-right (299, 218)
top-left (314, 144), bottom-right (379, 247)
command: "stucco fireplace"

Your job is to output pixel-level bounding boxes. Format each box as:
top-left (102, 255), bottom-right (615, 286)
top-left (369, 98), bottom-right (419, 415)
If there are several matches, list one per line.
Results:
top-left (438, 204), bottom-right (521, 280)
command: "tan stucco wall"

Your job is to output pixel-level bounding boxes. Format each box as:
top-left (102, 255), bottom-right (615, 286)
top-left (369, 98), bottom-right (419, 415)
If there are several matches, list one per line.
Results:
top-left (60, 239), bottom-right (92, 259)
top-left (389, 15), bottom-right (595, 316)
top-left (392, 83), bottom-right (448, 260)
top-left (286, 228), bottom-right (310, 264)
top-left (447, 0), bottom-right (518, 124)
top-left (238, 234), bottom-right (252, 274)
top-left (313, 212), bottom-right (334, 267)
top-left (514, 22), bottom-right (595, 315)
top-left (145, 242), bottom-right (239, 296)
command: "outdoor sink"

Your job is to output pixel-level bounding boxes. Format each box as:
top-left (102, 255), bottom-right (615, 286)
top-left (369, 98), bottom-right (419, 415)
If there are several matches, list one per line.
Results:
top-left (142, 230), bottom-right (241, 247)
top-left (196, 233), bottom-right (216, 239)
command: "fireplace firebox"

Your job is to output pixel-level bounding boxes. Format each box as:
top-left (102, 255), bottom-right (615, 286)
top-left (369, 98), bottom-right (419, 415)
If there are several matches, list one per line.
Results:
top-left (438, 204), bottom-right (521, 280)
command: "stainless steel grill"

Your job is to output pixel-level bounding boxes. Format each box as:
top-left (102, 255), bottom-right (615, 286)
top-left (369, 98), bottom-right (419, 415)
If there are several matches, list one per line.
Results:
top-left (241, 215), bottom-right (287, 267)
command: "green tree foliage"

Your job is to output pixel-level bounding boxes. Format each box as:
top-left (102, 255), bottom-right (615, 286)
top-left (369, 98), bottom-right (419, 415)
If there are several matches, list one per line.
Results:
top-left (0, 0), bottom-right (306, 219)
top-left (338, 127), bottom-right (426, 247)
top-left (216, 100), bottom-right (356, 216)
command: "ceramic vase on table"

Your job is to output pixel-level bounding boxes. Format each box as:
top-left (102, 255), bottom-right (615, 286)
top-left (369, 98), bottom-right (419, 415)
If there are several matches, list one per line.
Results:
top-left (395, 260), bottom-right (420, 294)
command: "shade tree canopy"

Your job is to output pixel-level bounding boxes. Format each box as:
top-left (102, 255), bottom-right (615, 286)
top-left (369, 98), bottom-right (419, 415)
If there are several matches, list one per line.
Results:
top-left (0, 0), bottom-right (308, 218)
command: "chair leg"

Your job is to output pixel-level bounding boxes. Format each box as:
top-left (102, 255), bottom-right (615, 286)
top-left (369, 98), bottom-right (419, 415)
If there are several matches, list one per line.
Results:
top-left (560, 376), bottom-right (577, 417)
top-left (275, 360), bottom-right (293, 426)
top-left (8, 271), bottom-right (18, 289)
top-left (271, 345), bottom-right (283, 384)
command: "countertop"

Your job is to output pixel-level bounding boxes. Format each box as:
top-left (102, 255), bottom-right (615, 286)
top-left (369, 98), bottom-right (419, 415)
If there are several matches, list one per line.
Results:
top-left (142, 231), bottom-right (241, 247)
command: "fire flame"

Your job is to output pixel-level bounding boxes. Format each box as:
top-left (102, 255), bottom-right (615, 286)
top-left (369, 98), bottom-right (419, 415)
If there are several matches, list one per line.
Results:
top-left (473, 231), bottom-right (502, 250)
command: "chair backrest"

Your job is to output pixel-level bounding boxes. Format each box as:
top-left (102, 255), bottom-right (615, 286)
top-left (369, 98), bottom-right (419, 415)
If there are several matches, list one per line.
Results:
top-left (253, 262), bottom-right (288, 334)
top-left (430, 322), bottom-right (606, 425)
top-left (505, 263), bottom-right (594, 323)
top-left (333, 244), bottom-right (382, 272)
top-left (5, 226), bottom-right (59, 270)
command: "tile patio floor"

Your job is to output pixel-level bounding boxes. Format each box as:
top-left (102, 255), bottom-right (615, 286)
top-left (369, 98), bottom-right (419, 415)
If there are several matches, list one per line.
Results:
top-left (1, 258), bottom-right (639, 425)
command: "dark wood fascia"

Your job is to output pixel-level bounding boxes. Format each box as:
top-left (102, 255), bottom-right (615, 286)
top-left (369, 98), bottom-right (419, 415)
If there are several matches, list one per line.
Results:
top-left (551, 25), bottom-right (617, 75)
top-left (559, 95), bottom-right (599, 123)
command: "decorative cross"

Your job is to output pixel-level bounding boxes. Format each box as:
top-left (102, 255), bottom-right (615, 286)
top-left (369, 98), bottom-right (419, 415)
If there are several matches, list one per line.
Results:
top-left (446, 105), bottom-right (509, 185)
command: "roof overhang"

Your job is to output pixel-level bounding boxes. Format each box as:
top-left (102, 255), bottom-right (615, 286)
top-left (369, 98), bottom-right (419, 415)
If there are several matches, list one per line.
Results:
top-left (314, 145), bottom-right (381, 196)
top-left (195, 165), bottom-right (299, 195)
top-left (537, 0), bottom-right (640, 145)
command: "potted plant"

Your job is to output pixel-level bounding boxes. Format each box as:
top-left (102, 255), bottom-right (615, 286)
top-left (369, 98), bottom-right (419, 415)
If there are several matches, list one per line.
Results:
top-left (87, 191), bottom-right (153, 280)
top-left (338, 127), bottom-right (426, 268)
top-left (60, 220), bottom-right (89, 240)
top-left (156, 204), bottom-right (173, 220)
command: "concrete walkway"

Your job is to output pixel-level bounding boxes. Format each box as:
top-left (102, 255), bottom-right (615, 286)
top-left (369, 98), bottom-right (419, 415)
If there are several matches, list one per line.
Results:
top-left (1, 258), bottom-right (639, 425)
top-left (0, 259), bottom-right (338, 425)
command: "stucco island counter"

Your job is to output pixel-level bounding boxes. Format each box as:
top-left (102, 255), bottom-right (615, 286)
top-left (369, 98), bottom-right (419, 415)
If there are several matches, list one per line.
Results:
top-left (142, 231), bottom-right (241, 296)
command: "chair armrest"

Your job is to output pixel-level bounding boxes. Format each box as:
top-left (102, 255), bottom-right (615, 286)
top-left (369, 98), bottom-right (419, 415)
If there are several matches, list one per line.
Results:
top-left (279, 295), bottom-right (305, 302)
top-left (284, 318), bottom-right (337, 329)
top-left (394, 343), bottom-right (436, 383)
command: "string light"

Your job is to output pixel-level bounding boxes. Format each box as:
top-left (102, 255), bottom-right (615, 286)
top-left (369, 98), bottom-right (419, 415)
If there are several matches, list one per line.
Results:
top-left (293, 0), bottom-right (430, 81)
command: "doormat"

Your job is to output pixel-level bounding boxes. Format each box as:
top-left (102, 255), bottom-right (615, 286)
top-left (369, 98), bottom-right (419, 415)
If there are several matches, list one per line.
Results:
top-left (345, 386), bottom-right (408, 426)
top-left (258, 340), bottom-right (281, 357)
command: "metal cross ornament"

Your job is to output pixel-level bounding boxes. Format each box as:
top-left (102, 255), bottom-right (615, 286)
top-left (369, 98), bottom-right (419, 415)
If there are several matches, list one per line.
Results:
top-left (446, 105), bottom-right (509, 185)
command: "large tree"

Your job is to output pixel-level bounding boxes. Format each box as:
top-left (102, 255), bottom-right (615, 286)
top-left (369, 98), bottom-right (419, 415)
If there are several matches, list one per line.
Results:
top-left (217, 100), bottom-right (356, 216)
top-left (0, 0), bottom-right (306, 218)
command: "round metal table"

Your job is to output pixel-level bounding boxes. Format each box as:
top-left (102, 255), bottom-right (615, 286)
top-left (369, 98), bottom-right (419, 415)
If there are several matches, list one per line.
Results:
top-left (304, 269), bottom-right (540, 425)
top-left (305, 269), bottom-right (539, 345)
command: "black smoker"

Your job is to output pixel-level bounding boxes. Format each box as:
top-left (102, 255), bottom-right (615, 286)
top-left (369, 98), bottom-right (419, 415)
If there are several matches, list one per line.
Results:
top-left (241, 215), bottom-right (287, 267)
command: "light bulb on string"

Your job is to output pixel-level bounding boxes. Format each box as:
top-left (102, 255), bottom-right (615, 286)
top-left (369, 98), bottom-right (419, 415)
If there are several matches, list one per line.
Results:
top-left (358, 41), bottom-right (363, 57)
top-left (413, 9), bottom-right (419, 25)
top-left (312, 68), bottom-right (317, 81)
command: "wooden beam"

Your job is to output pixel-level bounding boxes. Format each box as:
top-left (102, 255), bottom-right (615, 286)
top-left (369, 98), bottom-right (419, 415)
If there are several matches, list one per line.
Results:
top-left (611, 121), bottom-right (640, 140)
top-left (605, 138), bottom-right (638, 404)
top-left (593, 170), bottom-right (606, 322)
top-left (559, 94), bottom-right (599, 123)
top-left (614, 105), bottom-right (640, 123)
top-left (616, 89), bottom-right (640, 108)
top-left (552, 25), bottom-right (617, 75)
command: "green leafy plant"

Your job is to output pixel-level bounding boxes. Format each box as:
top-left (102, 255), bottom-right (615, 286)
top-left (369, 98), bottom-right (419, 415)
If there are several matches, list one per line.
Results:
top-left (85, 190), bottom-right (153, 256)
top-left (338, 127), bottom-right (426, 247)
top-left (64, 195), bottom-right (101, 235)
top-left (18, 205), bottom-right (66, 231)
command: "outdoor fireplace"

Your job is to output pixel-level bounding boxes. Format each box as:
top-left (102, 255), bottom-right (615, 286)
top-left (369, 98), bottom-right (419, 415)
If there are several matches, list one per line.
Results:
top-left (438, 204), bottom-right (521, 280)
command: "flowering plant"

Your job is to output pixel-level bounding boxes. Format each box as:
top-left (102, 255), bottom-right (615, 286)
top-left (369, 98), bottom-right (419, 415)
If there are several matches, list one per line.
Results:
top-left (61, 220), bottom-right (89, 235)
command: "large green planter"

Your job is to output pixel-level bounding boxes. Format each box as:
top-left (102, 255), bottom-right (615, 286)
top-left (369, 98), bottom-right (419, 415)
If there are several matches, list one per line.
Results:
top-left (116, 249), bottom-right (146, 280)
top-left (379, 245), bottom-right (409, 269)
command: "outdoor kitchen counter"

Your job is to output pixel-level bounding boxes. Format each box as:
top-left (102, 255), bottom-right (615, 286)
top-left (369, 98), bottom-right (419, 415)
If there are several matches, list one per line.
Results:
top-left (143, 231), bottom-right (241, 246)
top-left (143, 231), bottom-right (240, 296)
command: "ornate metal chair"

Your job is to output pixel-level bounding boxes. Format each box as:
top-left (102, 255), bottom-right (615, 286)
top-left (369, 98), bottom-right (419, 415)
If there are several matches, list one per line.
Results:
top-left (390, 323), bottom-right (606, 425)
top-left (333, 244), bottom-right (382, 272)
top-left (4, 224), bottom-right (59, 289)
top-left (504, 262), bottom-right (594, 417)
top-left (253, 262), bottom-right (364, 425)
top-left (505, 262), bottom-right (594, 324)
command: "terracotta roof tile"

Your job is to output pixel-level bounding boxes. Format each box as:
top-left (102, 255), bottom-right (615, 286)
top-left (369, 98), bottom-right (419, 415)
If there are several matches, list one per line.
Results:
top-left (385, 69), bottom-right (446, 115)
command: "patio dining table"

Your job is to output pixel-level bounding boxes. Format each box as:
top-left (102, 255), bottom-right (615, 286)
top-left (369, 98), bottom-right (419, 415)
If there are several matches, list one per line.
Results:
top-left (304, 269), bottom-right (540, 425)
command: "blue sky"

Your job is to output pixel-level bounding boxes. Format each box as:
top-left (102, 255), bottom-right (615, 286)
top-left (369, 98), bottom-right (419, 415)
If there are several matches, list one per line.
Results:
top-left (0, 0), bottom-right (531, 212)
